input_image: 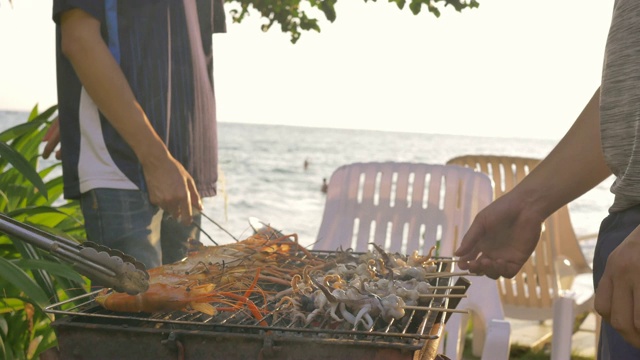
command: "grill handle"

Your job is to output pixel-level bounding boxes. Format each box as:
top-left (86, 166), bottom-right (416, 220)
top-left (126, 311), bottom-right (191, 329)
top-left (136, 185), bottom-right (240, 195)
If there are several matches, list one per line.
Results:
top-left (0, 212), bottom-right (149, 295)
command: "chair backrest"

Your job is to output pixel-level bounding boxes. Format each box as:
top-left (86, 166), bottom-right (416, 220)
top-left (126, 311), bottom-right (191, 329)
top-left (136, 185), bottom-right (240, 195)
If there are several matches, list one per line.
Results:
top-left (446, 155), bottom-right (591, 319)
top-left (314, 162), bottom-right (494, 258)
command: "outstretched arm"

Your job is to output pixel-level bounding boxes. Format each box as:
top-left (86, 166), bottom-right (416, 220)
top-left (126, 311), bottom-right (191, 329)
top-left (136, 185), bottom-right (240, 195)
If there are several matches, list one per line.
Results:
top-left (59, 8), bottom-right (202, 224)
top-left (515, 87), bottom-right (610, 219)
top-left (455, 88), bottom-right (611, 278)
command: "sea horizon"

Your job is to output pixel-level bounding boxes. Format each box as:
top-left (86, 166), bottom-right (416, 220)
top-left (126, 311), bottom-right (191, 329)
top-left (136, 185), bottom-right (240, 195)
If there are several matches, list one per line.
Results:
top-left (1, 107), bottom-right (564, 143)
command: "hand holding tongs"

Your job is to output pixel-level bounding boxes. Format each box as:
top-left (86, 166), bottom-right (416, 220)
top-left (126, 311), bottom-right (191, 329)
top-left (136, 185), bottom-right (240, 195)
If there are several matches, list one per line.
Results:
top-left (0, 213), bottom-right (149, 295)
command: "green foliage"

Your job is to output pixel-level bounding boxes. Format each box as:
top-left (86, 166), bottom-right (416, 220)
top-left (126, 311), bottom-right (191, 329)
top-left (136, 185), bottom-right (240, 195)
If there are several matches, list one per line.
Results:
top-left (228, 0), bottom-right (480, 43)
top-left (5, 0), bottom-right (479, 44)
top-left (379, 0), bottom-right (480, 16)
top-left (0, 105), bottom-right (89, 360)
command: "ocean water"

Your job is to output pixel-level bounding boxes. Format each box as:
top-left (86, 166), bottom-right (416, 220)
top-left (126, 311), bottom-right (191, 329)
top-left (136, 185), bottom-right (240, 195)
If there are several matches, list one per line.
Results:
top-left (1, 110), bottom-right (612, 261)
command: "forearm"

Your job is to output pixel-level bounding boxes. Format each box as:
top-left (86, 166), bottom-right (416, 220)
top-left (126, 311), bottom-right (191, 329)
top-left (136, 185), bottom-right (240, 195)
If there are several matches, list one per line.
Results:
top-left (60, 9), bottom-right (169, 165)
top-left (516, 87), bottom-right (612, 219)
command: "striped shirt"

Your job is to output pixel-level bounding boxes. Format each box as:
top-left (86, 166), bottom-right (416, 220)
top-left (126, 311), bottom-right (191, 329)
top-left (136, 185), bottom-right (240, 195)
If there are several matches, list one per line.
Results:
top-left (601, 0), bottom-right (640, 212)
top-left (52, 0), bottom-right (225, 199)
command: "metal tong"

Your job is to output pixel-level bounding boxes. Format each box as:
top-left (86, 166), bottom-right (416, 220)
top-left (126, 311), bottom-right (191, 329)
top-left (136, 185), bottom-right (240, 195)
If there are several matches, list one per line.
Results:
top-left (0, 213), bottom-right (149, 295)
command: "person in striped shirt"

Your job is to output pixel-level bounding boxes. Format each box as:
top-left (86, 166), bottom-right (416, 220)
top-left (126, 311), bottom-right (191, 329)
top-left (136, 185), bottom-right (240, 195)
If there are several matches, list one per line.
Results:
top-left (46, 0), bottom-right (226, 269)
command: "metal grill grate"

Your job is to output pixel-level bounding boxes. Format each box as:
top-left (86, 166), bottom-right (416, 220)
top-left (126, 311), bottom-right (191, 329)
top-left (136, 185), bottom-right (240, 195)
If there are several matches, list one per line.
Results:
top-left (45, 252), bottom-right (468, 359)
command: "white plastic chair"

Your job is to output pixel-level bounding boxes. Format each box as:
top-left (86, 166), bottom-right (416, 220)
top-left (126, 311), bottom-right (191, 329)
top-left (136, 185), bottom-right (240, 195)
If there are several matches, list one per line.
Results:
top-left (447, 155), bottom-right (598, 358)
top-left (314, 162), bottom-right (511, 360)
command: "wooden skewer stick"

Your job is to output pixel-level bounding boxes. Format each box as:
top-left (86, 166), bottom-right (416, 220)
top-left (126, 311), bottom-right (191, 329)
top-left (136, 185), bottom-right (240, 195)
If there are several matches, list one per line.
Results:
top-left (423, 271), bottom-right (472, 279)
top-left (430, 285), bottom-right (466, 290)
top-left (418, 293), bottom-right (467, 298)
top-left (401, 305), bottom-right (468, 314)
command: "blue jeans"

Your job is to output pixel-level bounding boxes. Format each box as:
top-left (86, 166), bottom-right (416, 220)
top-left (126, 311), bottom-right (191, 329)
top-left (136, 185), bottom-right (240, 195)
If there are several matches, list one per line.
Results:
top-left (594, 205), bottom-right (640, 359)
top-left (80, 189), bottom-right (201, 269)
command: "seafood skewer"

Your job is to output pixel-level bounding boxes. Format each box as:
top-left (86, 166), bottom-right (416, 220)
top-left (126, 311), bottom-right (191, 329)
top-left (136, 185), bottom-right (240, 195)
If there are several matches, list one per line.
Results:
top-left (401, 305), bottom-right (468, 314)
top-left (422, 271), bottom-right (473, 279)
top-left (430, 286), bottom-right (467, 290)
top-left (418, 293), bottom-right (466, 298)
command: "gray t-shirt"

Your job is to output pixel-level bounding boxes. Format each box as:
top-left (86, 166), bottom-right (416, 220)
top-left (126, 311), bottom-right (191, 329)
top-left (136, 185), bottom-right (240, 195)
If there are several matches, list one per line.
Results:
top-left (601, 0), bottom-right (640, 212)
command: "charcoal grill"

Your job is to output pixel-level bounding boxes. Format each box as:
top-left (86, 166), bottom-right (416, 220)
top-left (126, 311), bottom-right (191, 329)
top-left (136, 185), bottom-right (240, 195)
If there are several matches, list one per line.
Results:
top-left (45, 250), bottom-right (469, 360)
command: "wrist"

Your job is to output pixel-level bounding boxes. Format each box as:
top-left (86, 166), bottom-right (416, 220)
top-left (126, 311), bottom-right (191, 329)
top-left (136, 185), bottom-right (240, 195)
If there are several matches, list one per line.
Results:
top-left (508, 186), bottom-right (552, 224)
top-left (135, 137), bottom-right (171, 168)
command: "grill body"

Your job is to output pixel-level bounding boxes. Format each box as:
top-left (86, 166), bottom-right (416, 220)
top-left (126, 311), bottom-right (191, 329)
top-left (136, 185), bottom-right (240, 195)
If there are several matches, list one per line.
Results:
top-left (53, 320), bottom-right (423, 359)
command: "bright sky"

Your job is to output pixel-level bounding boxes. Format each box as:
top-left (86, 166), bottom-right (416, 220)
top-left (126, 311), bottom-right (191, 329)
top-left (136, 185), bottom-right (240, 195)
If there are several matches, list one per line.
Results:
top-left (0, 0), bottom-right (613, 140)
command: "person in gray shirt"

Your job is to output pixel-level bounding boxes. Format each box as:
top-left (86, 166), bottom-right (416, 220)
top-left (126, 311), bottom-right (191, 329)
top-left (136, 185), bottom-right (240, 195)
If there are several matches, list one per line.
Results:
top-left (455, 1), bottom-right (640, 358)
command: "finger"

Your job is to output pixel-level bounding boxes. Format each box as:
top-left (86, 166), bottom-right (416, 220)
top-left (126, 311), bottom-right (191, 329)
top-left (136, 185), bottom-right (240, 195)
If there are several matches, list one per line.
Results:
top-left (457, 247), bottom-right (482, 265)
top-left (457, 259), bottom-right (471, 271)
top-left (632, 286), bottom-right (640, 347)
top-left (454, 228), bottom-right (480, 256)
top-left (609, 279), bottom-right (634, 341)
top-left (158, 194), bottom-right (182, 223)
top-left (456, 228), bottom-right (483, 261)
top-left (473, 256), bottom-right (504, 279)
top-left (186, 177), bottom-right (202, 211)
top-left (170, 205), bottom-right (183, 225)
top-left (461, 256), bottom-right (492, 278)
top-left (181, 197), bottom-right (193, 226)
top-left (595, 273), bottom-right (613, 322)
top-left (457, 248), bottom-right (482, 271)
top-left (42, 140), bottom-right (59, 159)
top-left (42, 118), bottom-right (60, 141)
top-left (175, 186), bottom-right (192, 226)
top-left (42, 127), bottom-right (61, 159)
top-left (466, 256), bottom-right (517, 279)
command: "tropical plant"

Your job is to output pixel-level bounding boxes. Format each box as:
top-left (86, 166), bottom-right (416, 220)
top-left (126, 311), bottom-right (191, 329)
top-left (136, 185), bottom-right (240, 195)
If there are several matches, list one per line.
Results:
top-left (229, 0), bottom-right (480, 43)
top-left (0, 105), bottom-right (89, 360)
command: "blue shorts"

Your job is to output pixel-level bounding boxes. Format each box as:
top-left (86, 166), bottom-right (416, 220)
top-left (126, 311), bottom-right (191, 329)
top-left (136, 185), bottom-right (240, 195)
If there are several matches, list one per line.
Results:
top-left (80, 188), bottom-right (201, 269)
top-left (594, 205), bottom-right (640, 359)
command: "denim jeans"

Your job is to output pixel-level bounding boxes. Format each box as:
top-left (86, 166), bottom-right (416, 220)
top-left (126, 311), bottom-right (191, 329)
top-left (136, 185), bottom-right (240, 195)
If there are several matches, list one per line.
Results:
top-left (593, 205), bottom-right (640, 360)
top-left (80, 189), bottom-right (201, 269)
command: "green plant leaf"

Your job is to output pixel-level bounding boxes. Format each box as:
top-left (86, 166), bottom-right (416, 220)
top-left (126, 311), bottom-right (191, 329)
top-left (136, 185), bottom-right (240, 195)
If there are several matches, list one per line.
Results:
top-left (15, 259), bottom-right (84, 284)
top-left (28, 105), bottom-right (57, 123)
top-left (0, 122), bottom-right (43, 143)
top-left (8, 240), bottom-right (58, 304)
top-left (31, 329), bottom-right (58, 360)
top-left (0, 142), bottom-right (48, 201)
top-left (0, 316), bottom-right (7, 336)
top-left (0, 299), bottom-right (25, 314)
top-left (0, 257), bottom-right (51, 309)
top-left (0, 327), bottom-right (6, 360)
top-left (26, 335), bottom-right (42, 359)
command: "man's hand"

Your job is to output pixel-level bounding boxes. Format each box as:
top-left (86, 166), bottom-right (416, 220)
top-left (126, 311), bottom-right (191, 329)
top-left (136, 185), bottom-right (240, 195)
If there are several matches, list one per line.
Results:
top-left (141, 153), bottom-right (202, 226)
top-left (42, 117), bottom-right (61, 160)
top-left (455, 192), bottom-right (543, 279)
top-left (594, 228), bottom-right (640, 348)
